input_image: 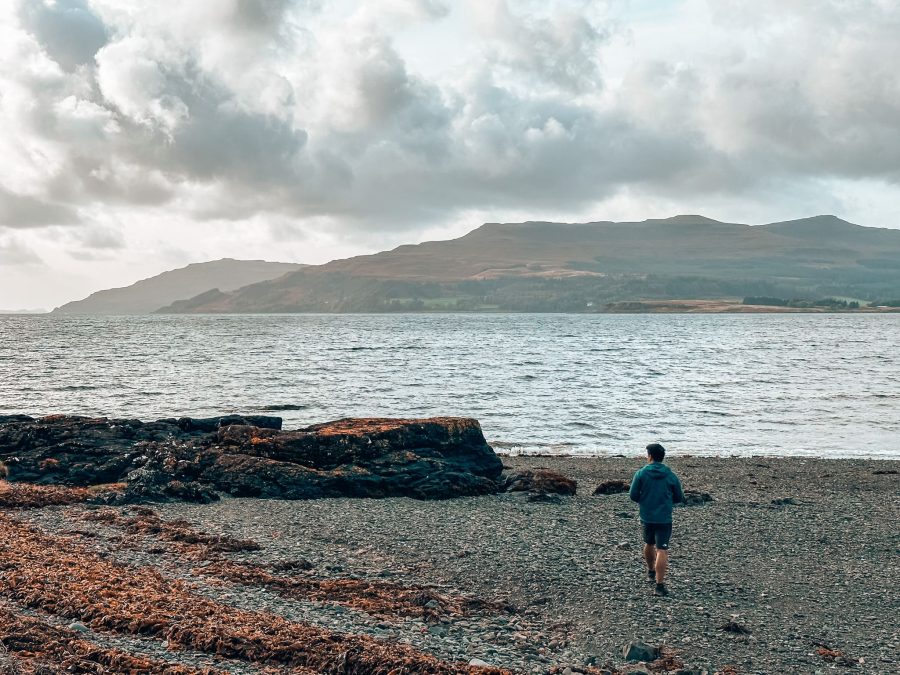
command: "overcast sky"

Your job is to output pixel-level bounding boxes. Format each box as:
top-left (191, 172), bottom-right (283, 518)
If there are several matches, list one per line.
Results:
top-left (1, 0), bottom-right (899, 309)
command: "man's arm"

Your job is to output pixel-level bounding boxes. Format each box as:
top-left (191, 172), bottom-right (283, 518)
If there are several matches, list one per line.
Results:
top-left (671, 474), bottom-right (685, 504)
top-left (629, 472), bottom-right (642, 502)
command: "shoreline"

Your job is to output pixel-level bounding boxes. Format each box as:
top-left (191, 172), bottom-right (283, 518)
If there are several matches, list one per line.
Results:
top-left (494, 450), bottom-right (900, 461)
top-left (3, 454), bottom-right (897, 673)
top-left (8, 302), bottom-right (900, 316)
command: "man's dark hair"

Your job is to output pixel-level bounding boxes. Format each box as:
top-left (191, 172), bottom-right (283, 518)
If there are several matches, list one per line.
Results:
top-left (646, 443), bottom-right (666, 462)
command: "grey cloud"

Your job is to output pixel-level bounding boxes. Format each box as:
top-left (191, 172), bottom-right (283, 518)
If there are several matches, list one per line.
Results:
top-left (234, 0), bottom-right (296, 32)
top-left (475, 1), bottom-right (608, 93)
top-left (0, 236), bottom-right (43, 265)
top-left (67, 249), bottom-right (113, 261)
top-left (0, 186), bottom-right (81, 228)
top-left (75, 225), bottom-right (126, 250)
top-left (416, 0), bottom-right (450, 19)
top-left (11, 33), bottom-right (309, 215)
top-left (163, 86), bottom-right (308, 186)
top-left (690, 0), bottom-right (900, 183)
top-left (18, 0), bottom-right (108, 71)
top-left (388, 0), bottom-right (450, 20)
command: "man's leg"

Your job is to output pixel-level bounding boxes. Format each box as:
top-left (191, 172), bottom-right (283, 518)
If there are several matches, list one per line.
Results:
top-left (653, 523), bottom-right (673, 595)
top-left (641, 522), bottom-right (656, 579)
top-left (643, 543), bottom-right (656, 574)
top-left (655, 549), bottom-right (668, 584)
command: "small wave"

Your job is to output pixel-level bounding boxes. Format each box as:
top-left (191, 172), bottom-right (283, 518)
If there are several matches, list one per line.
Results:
top-left (255, 404), bottom-right (309, 412)
top-left (692, 410), bottom-right (737, 417)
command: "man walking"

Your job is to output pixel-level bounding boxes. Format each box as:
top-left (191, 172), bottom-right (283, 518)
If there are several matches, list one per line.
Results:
top-left (629, 443), bottom-right (684, 596)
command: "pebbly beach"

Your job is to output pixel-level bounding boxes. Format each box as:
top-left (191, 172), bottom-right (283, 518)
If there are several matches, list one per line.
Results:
top-left (0, 414), bottom-right (897, 674)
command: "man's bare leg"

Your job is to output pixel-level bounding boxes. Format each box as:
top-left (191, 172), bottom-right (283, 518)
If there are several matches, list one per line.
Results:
top-left (655, 549), bottom-right (669, 585)
top-left (643, 543), bottom-right (656, 577)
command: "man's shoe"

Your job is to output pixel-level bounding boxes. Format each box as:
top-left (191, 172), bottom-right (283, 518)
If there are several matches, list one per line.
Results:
top-left (647, 569), bottom-right (656, 582)
top-left (654, 583), bottom-right (669, 597)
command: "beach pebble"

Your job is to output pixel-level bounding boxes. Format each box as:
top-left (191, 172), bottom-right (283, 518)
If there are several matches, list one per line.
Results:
top-left (622, 639), bottom-right (659, 662)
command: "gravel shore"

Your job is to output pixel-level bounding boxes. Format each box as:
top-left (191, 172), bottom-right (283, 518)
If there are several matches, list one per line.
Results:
top-left (11, 455), bottom-right (900, 674)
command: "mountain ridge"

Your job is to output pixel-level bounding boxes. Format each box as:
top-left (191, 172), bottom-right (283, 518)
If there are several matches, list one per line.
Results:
top-left (54, 258), bottom-right (304, 315)
top-left (152, 215), bottom-right (900, 313)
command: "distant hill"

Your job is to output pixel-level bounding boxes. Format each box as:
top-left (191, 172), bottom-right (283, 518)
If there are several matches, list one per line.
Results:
top-left (53, 259), bottom-right (304, 315)
top-left (157, 216), bottom-right (900, 313)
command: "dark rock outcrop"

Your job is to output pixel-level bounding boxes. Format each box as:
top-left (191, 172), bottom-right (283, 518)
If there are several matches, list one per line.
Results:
top-left (0, 415), bottom-right (503, 502)
top-left (503, 469), bottom-right (577, 496)
top-left (0, 414), bottom-right (280, 486)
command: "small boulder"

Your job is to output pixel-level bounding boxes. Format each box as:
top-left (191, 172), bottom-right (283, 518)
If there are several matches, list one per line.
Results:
top-left (770, 497), bottom-right (799, 506)
top-left (593, 480), bottom-right (630, 495)
top-left (504, 469), bottom-right (577, 495)
top-left (177, 414), bottom-right (282, 432)
top-left (622, 640), bottom-right (659, 662)
top-left (528, 492), bottom-right (562, 504)
top-left (272, 558), bottom-right (314, 572)
top-left (681, 491), bottom-right (713, 506)
top-left (719, 619), bottom-right (751, 634)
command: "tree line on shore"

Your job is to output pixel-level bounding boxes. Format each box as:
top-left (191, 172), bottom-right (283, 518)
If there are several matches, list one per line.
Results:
top-left (743, 296), bottom-right (900, 309)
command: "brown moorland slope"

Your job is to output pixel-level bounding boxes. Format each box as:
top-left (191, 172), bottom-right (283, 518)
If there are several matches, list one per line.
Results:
top-left (157, 215), bottom-right (900, 313)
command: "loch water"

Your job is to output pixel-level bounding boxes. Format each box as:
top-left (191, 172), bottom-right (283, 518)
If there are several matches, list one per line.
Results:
top-left (1, 313), bottom-right (898, 458)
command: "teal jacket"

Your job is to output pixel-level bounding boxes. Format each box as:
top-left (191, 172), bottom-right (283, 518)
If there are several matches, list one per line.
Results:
top-left (629, 462), bottom-right (684, 524)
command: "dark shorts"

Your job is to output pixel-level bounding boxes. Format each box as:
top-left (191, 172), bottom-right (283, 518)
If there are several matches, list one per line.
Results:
top-left (641, 521), bottom-right (672, 549)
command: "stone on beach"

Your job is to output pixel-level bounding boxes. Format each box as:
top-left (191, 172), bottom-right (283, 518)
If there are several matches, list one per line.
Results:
top-left (621, 639), bottom-right (659, 662)
top-left (0, 414), bottom-right (504, 502)
top-left (680, 491), bottom-right (713, 506)
top-left (592, 479), bottom-right (630, 495)
top-left (503, 468), bottom-right (577, 495)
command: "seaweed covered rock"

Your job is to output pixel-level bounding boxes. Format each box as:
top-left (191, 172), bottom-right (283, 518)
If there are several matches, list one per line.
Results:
top-left (0, 414), bottom-right (280, 486)
top-left (503, 468), bottom-right (577, 496)
top-left (137, 417), bottom-right (504, 500)
top-left (0, 415), bottom-right (503, 502)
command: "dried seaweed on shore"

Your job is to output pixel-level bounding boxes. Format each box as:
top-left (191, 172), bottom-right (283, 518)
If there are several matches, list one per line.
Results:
top-left (0, 483), bottom-right (92, 508)
top-left (0, 514), bottom-right (508, 675)
top-left (0, 605), bottom-right (221, 674)
top-left (82, 507), bottom-right (261, 553)
top-left (195, 558), bottom-right (507, 622)
top-left (85, 507), bottom-right (509, 622)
